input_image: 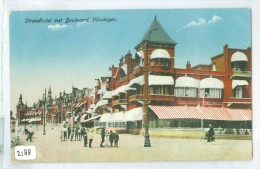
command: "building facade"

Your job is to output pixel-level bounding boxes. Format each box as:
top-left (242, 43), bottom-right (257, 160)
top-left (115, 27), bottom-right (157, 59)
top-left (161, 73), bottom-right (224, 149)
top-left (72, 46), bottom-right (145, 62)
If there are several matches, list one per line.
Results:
top-left (92, 16), bottom-right (252, 133)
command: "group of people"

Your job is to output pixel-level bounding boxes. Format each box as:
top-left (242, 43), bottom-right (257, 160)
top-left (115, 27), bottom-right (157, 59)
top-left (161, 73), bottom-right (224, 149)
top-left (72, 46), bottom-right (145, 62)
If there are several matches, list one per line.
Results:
top-left (100, 128), bottom-right (119, 148)
top-left (61, 125), bottom-right (119, 148)
top-left (62, 124), bottom-right (86, 141)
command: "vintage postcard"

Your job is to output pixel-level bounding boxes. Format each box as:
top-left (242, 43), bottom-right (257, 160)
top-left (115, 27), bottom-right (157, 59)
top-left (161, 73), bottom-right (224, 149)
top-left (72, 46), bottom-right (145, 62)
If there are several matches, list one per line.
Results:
top-left (7, 8), bottom-right (254, 166)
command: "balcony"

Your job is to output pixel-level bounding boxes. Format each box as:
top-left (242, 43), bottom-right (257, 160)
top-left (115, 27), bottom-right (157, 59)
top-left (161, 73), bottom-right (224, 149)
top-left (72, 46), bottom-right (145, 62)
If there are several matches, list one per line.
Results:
top-left (132, 65), bottom-right (143, 75)
top-left (226, 97), bottom-right (252, 107)
top-left (149, 94), bottom-right (175, 102)
top-left (231, 70), bottom-right (251, 79)
top-left (112, 99), bottom-right (127, 106)
top-left (129, 95), bottom-right (144, 102)
top-left (150, 65), bottom-right (174, 73)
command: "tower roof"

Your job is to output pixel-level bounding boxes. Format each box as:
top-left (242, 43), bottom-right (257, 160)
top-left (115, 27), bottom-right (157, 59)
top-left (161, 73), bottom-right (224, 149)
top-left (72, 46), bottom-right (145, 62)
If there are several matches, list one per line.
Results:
top-left (136, 16), bottom-right (176, 48)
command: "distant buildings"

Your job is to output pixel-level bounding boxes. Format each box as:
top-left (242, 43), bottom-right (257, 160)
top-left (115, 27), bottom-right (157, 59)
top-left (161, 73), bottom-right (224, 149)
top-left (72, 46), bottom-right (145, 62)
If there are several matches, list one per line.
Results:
top-left (16, 16), bottom-right (252, 134)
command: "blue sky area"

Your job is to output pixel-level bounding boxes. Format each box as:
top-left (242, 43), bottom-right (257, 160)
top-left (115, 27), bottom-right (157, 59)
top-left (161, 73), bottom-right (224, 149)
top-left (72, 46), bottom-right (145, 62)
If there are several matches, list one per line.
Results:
top-left (10, 9), bottom-right (251, 112)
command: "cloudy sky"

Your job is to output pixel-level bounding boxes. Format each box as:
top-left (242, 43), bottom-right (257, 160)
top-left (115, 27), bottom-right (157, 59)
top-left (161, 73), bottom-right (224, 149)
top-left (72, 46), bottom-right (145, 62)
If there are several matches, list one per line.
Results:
top-left (10, 9), bottom-right (251, 112)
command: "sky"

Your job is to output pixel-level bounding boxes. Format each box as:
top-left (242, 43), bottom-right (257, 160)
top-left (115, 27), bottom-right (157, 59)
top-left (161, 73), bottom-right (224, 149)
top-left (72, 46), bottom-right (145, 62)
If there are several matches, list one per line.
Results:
top-left (10, 9), bottom-right (251, 113)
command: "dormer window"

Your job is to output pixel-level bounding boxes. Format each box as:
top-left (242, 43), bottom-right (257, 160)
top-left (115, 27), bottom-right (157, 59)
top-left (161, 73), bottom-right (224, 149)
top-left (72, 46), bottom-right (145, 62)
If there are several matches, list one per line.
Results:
top-left (231, 51), bottom-right (248, 72)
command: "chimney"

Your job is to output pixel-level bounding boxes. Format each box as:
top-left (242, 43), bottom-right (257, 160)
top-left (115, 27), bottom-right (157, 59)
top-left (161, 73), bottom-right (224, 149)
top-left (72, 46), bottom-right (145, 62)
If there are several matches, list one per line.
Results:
top-left (186, 61), bottom-right (191, 69)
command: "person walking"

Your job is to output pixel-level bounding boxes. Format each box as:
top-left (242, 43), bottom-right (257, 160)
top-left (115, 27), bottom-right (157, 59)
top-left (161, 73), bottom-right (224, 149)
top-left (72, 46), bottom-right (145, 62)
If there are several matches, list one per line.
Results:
top-left (100, 128), bottom-right (105, 147)
top-left (113, 132), bottom-right (119, 148)
top-left (74, 126), bottom-right (79, 141)
top-left (26, 125), bottom-right (33, 142)
top-left (62, 126), bottom-right (67, 141)
top-left (70, 128), bottom-right (75, 141)
top-left (67, 124), bottom-right (72, 139)
top-left (81, 126), bottom-right (85, 141)
top-left (88, 128), bottom-right (94, 148)
top-left (207, 124), bottom-right (215, 142)
top-left (109, 130), bottom-right (114, 147)
top-left (83, 130), bottom-right (88, 147)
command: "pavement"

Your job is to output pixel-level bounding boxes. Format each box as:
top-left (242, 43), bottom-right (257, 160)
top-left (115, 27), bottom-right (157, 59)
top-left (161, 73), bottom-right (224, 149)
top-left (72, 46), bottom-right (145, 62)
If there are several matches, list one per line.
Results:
top-left (11, 124), bottom-right (252, 163)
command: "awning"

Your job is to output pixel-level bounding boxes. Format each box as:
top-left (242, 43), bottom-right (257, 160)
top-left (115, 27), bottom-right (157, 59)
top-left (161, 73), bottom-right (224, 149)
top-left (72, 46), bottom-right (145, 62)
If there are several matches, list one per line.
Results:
top-left (128, 75), bottom-right (174, 87)
top-left (77, 102), bottom-right (84, 107)
top-left (81, 115), bottom-right (101, 123)
top-left (93, 100), bottom-right (108, 112)
top-left (232, 80), bottom-right (249, 89)
top-left (200, 77), bottom-right (224, 89)
top-left (149, 105), bottom-right (252, 121)
top-left (128, 75), bottom-right (144, 86)
top-left (99, 112), bottom-right (126, 122)
top-left (175, 76), bottom-right (200, 88)
top-left (80, 114), bottom-right (88, 122)
top-left (90, 104), bottom-right (95, 109)
top-left (74, 116), bottom-right (79, 121)
top-left (231, 51), bottom-right (248, 62)
top-left (99, 113), bottom-right (113, 122)
top-left (97, 85), bottom-right (107, 94)
top-left (150, 49), bottom-right (171, 59)
top-left (66, 112), bottom-right (72, 115)
top-left (111, 85), bottom-right (135, 96)
top-left (121, 64), bottom-right (128, 74)
top-left (125, 107), bottom-right (143, 121)
top-left (103, 91), bottom-right (113, 99)
top-left (86, 109), bottom-right (93, 114)
top-left (149, 75), bottom-right (174, 86)
top-left (149, 106), bottom-right (209, 119)
top-left (75, 103), bottom-right (80, 107)
top-left (137, 50), bottom-right (144, 58)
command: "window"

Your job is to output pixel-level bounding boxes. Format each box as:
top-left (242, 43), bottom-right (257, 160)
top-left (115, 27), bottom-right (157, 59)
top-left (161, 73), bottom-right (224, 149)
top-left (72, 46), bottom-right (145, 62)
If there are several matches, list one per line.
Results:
top-left (140, 58), bottom-right (144, 67)
top-left (152, 86), bottom-right (170, 95)
top-left (212, 64), bottom-right (216, 71)
top-left (235, 86), bottom-right (243, 98)
top-left (151, 58), bottom-right (170, 67)
top-left (174, 87), bottom-right (197, 97)
top-left (153, 86), bottom-right (161, 95)
top-left (200, 88), bottom-right (221, 98)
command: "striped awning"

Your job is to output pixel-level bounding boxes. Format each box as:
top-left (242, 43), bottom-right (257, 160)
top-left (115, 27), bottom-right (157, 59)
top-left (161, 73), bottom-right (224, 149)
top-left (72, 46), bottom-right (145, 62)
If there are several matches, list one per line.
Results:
top-left (149, 106), bottom-right (252, 121)
top-left (81, 115), bottom-right (101, 123)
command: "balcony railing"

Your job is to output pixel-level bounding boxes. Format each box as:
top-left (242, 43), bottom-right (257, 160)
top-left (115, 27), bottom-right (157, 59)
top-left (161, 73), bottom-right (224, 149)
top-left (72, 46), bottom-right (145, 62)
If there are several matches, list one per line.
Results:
top-left (227, 97), bottom-right (252, 103)
top-left (150, 65), bottom-right (174, 73)
top-left (149, 94), bottom-right (175, 102)
top-left (128, 95), bottom-right (144, 102)
top-left (231, 70), bottom-right (251, 78)
top-left (112, 99), bottom-right (127, 106)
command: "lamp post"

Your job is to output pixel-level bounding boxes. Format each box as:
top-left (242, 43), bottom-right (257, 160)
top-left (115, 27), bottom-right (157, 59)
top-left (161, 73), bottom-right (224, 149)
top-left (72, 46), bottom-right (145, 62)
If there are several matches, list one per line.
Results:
top-left (43, 88), bottom-right (46, 135)
top-left (144, 28), bottom-right (157, 147)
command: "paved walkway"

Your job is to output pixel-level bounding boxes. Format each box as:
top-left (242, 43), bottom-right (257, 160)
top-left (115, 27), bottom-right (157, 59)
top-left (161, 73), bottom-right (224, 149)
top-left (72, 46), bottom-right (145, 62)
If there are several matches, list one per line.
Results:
top-left (11, 124), bottom-right (252, 163)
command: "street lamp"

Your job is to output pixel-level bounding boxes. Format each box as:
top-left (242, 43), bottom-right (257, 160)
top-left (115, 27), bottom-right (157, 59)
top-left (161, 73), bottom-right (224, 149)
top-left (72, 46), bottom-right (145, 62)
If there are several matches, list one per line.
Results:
top-left (144, 28), bottom-right (157, 147)
top-left (43, 88), bottom-right (46, 135)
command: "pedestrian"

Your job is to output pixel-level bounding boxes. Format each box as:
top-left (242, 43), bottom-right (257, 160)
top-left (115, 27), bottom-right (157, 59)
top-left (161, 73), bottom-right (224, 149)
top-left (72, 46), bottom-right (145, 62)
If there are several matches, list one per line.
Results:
top-left (26, 125), bottom-right (33, 142)
top-left (74, 126), bottom-right (79, 141)
top-left (70, 128), bottom-right (74, 141)
top-left (67, 124), bottom-right (71, 139)
top-left (88, 128), bottom-right (94, 148)
top-left (100, 128), bottom-right (105, 147)
top-left (83, 131), bottom-right (88, 147)
top-left (113, 131), bottom-right (119, 148)
top-left (109, 130), bottom-right (114, 147)
top-left (207, 124), bottom-right (215, 142)
top-left (78, 126), bottom-right (82, 141)
top-left (62, 126), bottom-right (67, 141)
top-left (81, 126), bottom-right (85, 141)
